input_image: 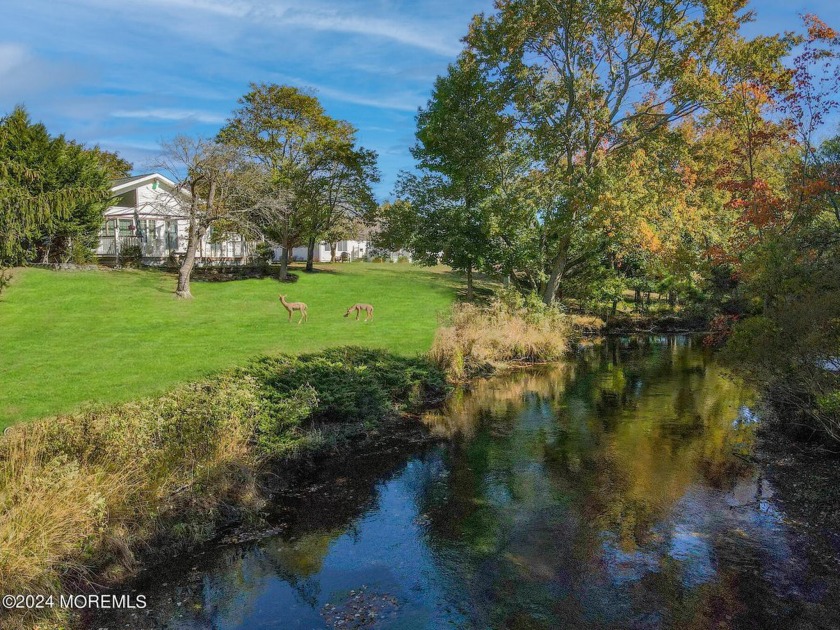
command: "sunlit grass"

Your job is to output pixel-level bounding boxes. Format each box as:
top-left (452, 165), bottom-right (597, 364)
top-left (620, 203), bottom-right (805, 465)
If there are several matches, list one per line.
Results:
top-left (0, 263), bottom-right (457, 426)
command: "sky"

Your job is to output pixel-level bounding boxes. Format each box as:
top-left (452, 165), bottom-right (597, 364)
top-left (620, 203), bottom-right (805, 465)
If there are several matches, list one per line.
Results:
top-left (1, 0), bottom-right (837, 198)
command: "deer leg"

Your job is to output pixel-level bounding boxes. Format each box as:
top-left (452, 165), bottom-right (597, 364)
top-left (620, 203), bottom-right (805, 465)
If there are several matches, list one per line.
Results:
top-left (288, 310), bottom-right (292, 322)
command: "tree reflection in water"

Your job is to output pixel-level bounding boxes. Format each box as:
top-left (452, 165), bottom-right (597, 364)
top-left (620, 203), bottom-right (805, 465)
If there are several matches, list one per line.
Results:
top-left (95, 336), bottom-right (840, 630)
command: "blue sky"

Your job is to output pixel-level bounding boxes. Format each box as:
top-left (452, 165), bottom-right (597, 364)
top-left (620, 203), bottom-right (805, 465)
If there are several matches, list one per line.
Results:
top-left (1, 0), bottom-right (836, 198)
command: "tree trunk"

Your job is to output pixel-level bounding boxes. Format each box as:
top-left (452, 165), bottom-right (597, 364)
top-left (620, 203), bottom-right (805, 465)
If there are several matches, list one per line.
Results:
top-left (542, 234), bottom-right (571, 305)
top-left (305, 237), bottom-right (316, 272)
top-left (542, 253), bottom-right (567, 305)
top-left (176, 221), bottom-right (204, 299)
top-left (466, 264), bottom-right (474, 301)
top-left (330, 243), bottom-right (337, 263)
top-left (279, 246), bottom-right (289, 281)
top-left (278, 215), bottom-right (290, 281)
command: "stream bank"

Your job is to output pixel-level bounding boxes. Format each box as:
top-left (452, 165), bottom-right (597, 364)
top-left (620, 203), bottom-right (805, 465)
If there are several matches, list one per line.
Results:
top-left (86, 336), bottom-right (840, 630)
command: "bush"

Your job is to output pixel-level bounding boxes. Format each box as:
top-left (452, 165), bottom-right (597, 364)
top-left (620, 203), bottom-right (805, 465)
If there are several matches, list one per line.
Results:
top-left (68, 239), bottom-right (96, 265)
top-left (724, 310), bottom-right (840, 444)
top-left (0, 266), bottom-right (10, 296)
top-left (119, 244), bottom-right (143, 268)
top-left (431, 297), bottom-right (570, 380)
top-left (0, 347), bottom-right (448, 628)
top-left (244, 347), bottom-right (447, 428)
top-left (0, 376), bottom-right (266, 627)
top-left (255, 242), bottom-right (274, 264)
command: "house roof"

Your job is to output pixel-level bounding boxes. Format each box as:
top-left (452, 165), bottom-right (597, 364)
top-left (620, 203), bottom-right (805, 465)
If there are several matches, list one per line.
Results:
top-left (111, 172), bottom-right (177, 194)
top-left (112, 173), bottom-right (155, 187)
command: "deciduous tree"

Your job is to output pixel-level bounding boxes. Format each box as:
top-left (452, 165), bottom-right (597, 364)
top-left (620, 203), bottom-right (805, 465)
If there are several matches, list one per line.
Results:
top-left (467, 0), bottom-right (789, 304)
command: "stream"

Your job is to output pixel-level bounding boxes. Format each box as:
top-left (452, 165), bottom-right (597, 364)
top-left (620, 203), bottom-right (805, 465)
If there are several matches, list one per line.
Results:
top-left (92, 336), bottom-right (840, 629)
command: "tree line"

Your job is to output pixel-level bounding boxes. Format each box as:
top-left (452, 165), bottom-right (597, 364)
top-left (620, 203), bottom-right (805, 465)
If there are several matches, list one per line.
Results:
top-left (0, 84), bottom-right (381, 298)
top-left (0, 106), bottom-right (131, 268)
top-left (164, 83), bottom-right (380, 297)
top-left (379, 0), bottom-right (838, 309)
top-left (377, 0), bottom-right (839, 444)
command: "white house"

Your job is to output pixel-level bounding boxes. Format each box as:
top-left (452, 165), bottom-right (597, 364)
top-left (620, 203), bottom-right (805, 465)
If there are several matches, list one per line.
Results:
top-left (97, 173), bottom-right (255, 265)
top-left (289, 240), bottom-right (370, 263)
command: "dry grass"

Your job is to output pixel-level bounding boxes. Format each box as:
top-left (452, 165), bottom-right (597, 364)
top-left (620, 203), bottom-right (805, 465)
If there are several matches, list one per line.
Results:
top-left (430, 301), bottom-right (571, 380)
top-left (0, 347), bottom-right (447, 629)
top-left (0, 376), bottom-right (265, 628)
top-left (568, 314), bottom-right (606, 335)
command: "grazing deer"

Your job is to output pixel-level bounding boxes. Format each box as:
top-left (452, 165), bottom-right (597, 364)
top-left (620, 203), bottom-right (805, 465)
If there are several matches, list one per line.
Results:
top-left (344, 303), bottom-right (374, 321)
top-left (279, 294), bottom-right (308, 323)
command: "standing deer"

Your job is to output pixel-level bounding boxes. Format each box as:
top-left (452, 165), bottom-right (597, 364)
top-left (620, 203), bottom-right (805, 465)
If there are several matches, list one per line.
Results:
top-left (279, 295), bottom-right (308, 323)
top-left (344, 303), bottom-right (374, 321)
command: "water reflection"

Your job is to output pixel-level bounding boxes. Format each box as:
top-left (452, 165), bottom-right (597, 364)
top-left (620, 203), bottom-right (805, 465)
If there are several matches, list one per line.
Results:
top-left (96, 336), bottom-right (840, 630)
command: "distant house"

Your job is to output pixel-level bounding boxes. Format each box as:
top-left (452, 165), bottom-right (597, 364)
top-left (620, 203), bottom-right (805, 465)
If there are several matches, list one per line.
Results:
top-left (97, 173), bottom-right (255, 265)
top-left (289, 240), bottom-right (370, 263)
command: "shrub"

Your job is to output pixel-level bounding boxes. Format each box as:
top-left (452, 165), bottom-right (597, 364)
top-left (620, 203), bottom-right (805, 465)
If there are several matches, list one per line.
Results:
top-left (724, 311), bottom-right (840, 444)
top-left (244, 347), bottom-right (447, 428)
top-left (119, 244), bottom-right (143, 268)
top-left (0, 376), bottom-right (266, 626)
top-left (431, 298), bottom-right (570, 379)
top-left (68, 239), bottom-right (96, 265)
top-left (0, 266), bottom-right (10, 296)
top-left (568, 314), bottom-right (606, 335)
top-left (0, 347), bottom-right (449, 627)
top-left (704, 314), bottom-right (739, 348)
top-left (255, 242), bottom-right (275, 264)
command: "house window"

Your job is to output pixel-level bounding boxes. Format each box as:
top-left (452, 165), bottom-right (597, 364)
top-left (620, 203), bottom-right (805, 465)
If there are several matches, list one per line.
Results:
top-left (137, 220), bottom-right (157, 240)
top-left (165, 221), bottom-right (178, 250)
top-left (118, 219), bottom-right (134, 237)
top-left (101, 220), bottom-right (115, 236)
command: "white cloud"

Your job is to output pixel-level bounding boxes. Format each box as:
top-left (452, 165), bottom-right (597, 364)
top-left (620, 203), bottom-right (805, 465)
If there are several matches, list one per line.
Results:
top-left (0, 43), bottom-right (28, 77)
top-left (308, 84), bottom-right (420, 113)
top-left (71, 0), bottom-right (461, 56)
top-left (110, 108), bottom-right (227, 124)
top-left (0, 42), bottom-right (86, 104)
top-left (277, 9), bottom-right (460, 57)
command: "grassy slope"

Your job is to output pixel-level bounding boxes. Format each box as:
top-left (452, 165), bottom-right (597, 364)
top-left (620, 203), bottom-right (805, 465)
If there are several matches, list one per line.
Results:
top-left (0, 263), bottom-right (457, 427)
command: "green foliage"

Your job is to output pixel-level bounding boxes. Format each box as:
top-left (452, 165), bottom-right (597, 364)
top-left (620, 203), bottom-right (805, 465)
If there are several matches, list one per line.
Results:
top-left (252, 384), bottom-right (319, 456)
top-left (460, 0), bottom-right (786, 304)
top-left (254, 242), bottom-right (275, 263)
top-left (218, 83), bottom-right (380, 277)
top-left (0, 106), bottom-right (112, 265)
top-left (119, 243), bottom-right (143, 267)
top-left (0, 267), bottom-right (9, 295)
top-left (382, 55), bottom-right (507, 297)
top-left (244, 347), bottom-right (447, 430)
top-left (723, 184), bottom-right (840, 443)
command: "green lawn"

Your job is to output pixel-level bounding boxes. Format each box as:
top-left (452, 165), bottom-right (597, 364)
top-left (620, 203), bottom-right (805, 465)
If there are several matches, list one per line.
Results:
top-left (0, 264), bottom-right (458, 427)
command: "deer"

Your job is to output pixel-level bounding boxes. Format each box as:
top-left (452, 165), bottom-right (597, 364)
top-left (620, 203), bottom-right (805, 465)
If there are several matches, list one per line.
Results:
top-left (279, 295), bottom-right (308, 323)
top-left (344, 303), bottom-right (374, 321)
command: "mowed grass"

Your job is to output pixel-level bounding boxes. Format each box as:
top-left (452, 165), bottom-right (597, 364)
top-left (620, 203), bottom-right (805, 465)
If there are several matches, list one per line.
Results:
top-left (0, 263), bottom-right (457, 427)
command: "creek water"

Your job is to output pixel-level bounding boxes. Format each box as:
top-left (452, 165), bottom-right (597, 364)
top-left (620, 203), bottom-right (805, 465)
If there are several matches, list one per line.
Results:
top-left (95, 336), bottom-right (840, 629)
